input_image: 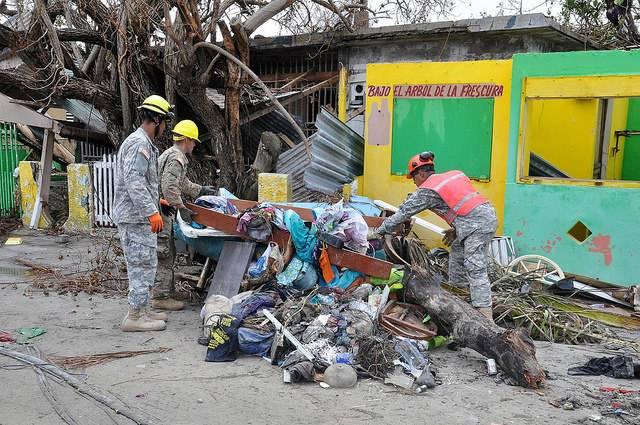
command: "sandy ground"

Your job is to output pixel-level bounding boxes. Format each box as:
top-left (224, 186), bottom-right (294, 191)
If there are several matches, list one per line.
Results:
top-left (1, 230), bottom-right (639, 425)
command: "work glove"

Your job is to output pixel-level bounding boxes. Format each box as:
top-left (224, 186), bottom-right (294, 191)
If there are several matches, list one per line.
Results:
top-left (179, 207), bottom-right (194, 224)
top-left (159, 198), bottom-right (176, 217)
top-left (442, 228), bottom-right (456, 247)
top-left (198, 186), bottom-right (217, 197)
top-left (366, 227), bottom-right (383, 240)
top-left (148, 212), bottom-right (163, 233)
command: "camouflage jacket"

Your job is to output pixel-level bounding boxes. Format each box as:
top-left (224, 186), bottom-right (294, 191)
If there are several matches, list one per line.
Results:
top-left (113, 127), bottom-right (159, 224)
top-left (157, 145), bottom-right (201, 208)
top-left (378, 188), bottom-right (497, 239)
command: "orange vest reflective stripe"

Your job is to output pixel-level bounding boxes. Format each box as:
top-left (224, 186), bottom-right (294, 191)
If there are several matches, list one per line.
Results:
top-left (419, 170), bottom-right (488, 225)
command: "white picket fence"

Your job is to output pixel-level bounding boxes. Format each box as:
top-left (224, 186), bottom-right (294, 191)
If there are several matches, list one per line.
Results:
top-left (92, 154), bottom-right (117, 227)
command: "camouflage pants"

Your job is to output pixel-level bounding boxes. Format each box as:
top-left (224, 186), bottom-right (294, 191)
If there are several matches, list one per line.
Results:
top-left (154, 214), bottom-right (175, 298)
top-left (118, 223), bottom-right (157, 308)
top-left (449, 211), bottom-right (497, 308)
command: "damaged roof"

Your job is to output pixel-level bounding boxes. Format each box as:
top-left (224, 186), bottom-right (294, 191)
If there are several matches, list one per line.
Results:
top-left (251, 13), bottom-right (599, 51)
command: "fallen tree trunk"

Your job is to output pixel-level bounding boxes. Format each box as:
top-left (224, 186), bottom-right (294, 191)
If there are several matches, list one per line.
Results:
top-left (405, 268), bottom-right (546, 389)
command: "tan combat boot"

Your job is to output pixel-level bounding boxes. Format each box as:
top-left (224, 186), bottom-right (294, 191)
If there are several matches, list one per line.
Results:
top-left (151, 297), bottom-right (185, 311)
top-left (121, 307), bottom-right (166, 332)
top-left (144, 307), bottom-right (169, 321)
top-left (477, 307), bottom-right (493, 322)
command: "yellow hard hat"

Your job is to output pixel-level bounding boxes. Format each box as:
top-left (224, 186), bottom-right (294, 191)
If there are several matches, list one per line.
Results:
top-left (172, 119), bottom-right (200, 142)
top-left (138, 95), bottom-right (174, 118)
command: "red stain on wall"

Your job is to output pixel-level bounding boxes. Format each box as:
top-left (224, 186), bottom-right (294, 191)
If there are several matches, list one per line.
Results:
top-left (589, 234), bottom-right (612, 266)
top-left (516, 231), bottom-right (523, 237)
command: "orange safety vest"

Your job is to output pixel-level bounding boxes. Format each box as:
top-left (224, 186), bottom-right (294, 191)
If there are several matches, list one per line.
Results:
top-left (419, 170), bottom-right (488, 225)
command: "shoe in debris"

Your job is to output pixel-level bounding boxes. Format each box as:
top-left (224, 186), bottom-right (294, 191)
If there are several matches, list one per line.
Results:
top-left (151, 297), bottom-right (185, 311)
top-left (121, 307), bottom-right (166, 332)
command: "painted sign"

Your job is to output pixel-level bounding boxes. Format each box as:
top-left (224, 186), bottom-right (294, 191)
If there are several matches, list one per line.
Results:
top-left (395, 83), bottom-right (504, 98)
top-left (367, 85), bottom-right (391, 97)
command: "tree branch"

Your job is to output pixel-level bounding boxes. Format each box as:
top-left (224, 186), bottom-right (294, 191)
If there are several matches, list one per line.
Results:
top-left (242, 0), bottom-right (297, 35)
top-left (116, 3), bottom-right (132, 132)
top-left (310, 0), bottom-right (354, 32)
top-left (194, 41), bottom-right (312, 159)
top-left (0, 68), bottom-right (119, 114)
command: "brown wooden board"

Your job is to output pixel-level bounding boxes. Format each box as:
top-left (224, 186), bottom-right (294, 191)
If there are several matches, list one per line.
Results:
top-left (188, 202), bottom-right (393, 279)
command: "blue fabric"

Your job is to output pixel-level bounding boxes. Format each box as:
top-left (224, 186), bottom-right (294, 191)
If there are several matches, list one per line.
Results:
top-left (238, 328), bottom-right (274, 357)
top-left (283, 210), bottom-right (317, 263)
top-left (334, 269), bottom-right (362, 289)
top-left (276, 257), bottom-right (317, 289)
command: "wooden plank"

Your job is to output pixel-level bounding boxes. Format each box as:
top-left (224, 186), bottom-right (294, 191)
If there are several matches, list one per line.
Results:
top-left (206, 241), bottom-right (255, 299)
top-left (30, 129), bottom-right (55, 229)
top-left (228, 199), bottom-right (386, 227)
top-left (279, 70), bottom-right (312, 91)
top-left (327, 246), bottom-right (392, 280)
top-left (189, 202), bottom-right (393, 279)
top-left (249, 71), bottom-right (337, 85)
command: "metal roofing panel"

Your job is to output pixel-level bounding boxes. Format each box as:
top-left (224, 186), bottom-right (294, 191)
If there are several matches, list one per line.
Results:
top-left (303, 108), bottom-right (363, 195)
top-left (57, 98), bottom-right (107, 134)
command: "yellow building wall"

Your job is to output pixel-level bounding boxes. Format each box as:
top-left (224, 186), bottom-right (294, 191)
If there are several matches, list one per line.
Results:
top-left (524, 99), bottom-right (599, 179)
top-left (606, 98), bottom-right (629, 180)
top-left (18, 161), bottom-right (50, 229)
top-left (363, 60), bottom-right (512, 239)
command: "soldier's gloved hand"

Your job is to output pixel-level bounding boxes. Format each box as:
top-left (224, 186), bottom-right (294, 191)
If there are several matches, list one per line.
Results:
top-left (179, 207), bottom-right (194, 224)
top-left (160, 198), bottom-right (176, 217)
top-left (442, 228), bottom-right (456, 247)
top-left (367, 227), bottom-right (383, 240)
top-left (198, 186), bottom-right (217, 197)
top-left (148, 212), bottom-right (164, 233)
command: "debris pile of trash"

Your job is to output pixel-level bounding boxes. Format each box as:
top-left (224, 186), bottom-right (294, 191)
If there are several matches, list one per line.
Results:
top-left (183, 193), bottom-right (640, 392)
top-left (189, 197), bottom-right (448, 392)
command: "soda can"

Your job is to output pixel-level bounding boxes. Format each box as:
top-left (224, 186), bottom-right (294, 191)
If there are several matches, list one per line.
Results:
top-left (487, 358), bottom-right (498, 376)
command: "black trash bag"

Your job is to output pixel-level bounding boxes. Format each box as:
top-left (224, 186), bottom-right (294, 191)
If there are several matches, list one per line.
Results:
top-left (568, 356), bottom-right (638, 379)
top-left (205, 313), bottom-right (241, 362)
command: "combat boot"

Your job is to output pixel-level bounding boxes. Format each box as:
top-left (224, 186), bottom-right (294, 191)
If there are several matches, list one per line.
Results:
top-left (477, 307), bottom-right (493, 322)
top-left (144, 307), bottom-right (168, 321)
top-left (121, 307), bottom-right (166, 332)
top-left (151, 297), bottom-right (185, 311)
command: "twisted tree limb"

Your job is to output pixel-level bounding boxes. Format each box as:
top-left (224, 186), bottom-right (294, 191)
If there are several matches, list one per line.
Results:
top-left (0, 347), bottom-right (155, 425)
top-left (405, 268), bottom-right (546, 389)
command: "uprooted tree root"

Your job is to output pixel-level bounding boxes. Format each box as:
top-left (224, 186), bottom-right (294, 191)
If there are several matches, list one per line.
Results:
top-left (405, 267), bottom-right (546, 389)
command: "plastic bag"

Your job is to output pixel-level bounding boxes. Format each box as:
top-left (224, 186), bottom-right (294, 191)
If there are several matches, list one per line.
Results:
top-left (248, 244), bottom-right (274, 278)
top-left (205, 313), bottom-right (241, 362)
top-left (238, 327), bottom-right (274, 357)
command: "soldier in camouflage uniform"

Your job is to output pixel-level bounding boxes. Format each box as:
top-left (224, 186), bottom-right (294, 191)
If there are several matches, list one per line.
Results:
top-left (373, 152), bottom-right (497, 320)
top-left (113, 95), bottom-right (174, 332)
top-left (154, 120), bottom-right (215, 311)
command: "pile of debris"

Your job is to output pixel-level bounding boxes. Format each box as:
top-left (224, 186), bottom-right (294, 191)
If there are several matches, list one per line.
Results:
top-left (188, 195), bottom-right (550, 390)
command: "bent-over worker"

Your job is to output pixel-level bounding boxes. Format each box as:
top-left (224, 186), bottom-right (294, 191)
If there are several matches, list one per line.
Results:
top-left (155, 119), bottom-right (216, 310)
top-left (373, 151), bottom-right (498, 320)
top-left (113, 95), bottom-right (174, 332)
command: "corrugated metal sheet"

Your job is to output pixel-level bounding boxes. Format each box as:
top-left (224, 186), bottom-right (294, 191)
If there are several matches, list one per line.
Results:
top-left (57, 99), bottom-right (107, 134)
top-left (303, 108), bottom-right (363, 194)
top-left (275, 138), bottom-right (317, 201)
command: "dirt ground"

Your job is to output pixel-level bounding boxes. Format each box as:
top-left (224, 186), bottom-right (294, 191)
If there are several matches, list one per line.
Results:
top-left (1, 229), bottom-right (639, 425)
